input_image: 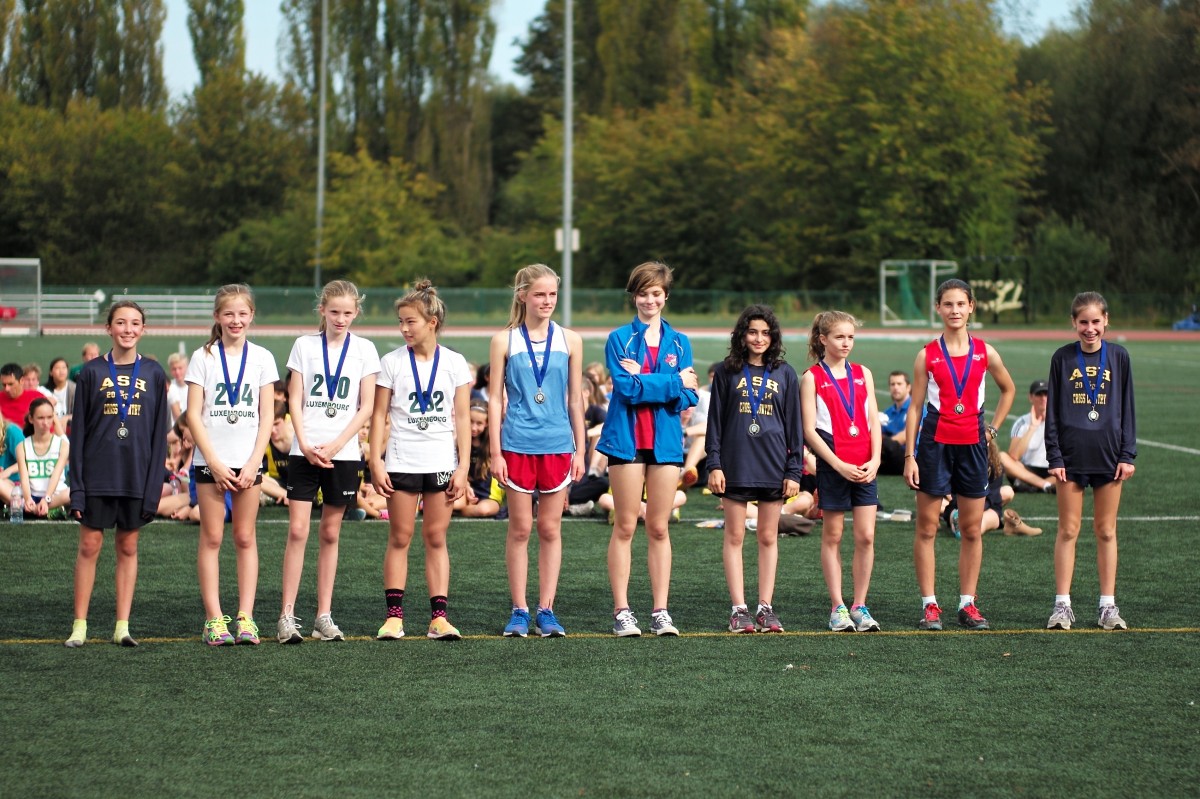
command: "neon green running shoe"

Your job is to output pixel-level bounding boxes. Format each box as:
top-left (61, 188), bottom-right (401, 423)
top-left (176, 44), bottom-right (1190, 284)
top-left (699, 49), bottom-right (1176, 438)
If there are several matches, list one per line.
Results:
top-left (65, 619), bottom-right (87, 648)
top-left (235, 612), bottom-right (260, 645)
top-left (204, 615), bottom-right (234, 646)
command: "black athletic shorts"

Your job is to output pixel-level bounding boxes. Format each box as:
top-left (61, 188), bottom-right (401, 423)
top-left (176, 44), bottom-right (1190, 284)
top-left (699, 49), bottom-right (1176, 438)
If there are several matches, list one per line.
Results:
top-left (193, 465), bottom-right (264, 486)
top-left (286, 457), bottom-right (360, 506)
top-left (79, 496), bottom-right (151, 531)
top-left (388, 471), bottom-right (452, 495)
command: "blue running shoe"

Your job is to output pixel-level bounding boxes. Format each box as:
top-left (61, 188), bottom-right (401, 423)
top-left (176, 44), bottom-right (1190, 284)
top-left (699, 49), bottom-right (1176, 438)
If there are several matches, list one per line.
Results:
top-left (535, 607), bottom-right (566, 637)
top-left (503, 607), bottom-right (531, 638)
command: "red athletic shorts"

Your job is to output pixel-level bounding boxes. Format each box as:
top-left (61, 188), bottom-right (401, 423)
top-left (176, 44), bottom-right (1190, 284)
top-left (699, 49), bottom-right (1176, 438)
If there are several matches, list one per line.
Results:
top-left (503, 451), bottom-right (572, 494)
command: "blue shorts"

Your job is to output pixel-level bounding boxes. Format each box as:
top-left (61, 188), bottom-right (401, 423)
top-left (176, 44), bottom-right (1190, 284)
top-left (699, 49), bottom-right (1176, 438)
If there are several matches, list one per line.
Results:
top-left (914, 435), bottom-right (989, 499)
top-left (815, 470), bottom-right (879, 511)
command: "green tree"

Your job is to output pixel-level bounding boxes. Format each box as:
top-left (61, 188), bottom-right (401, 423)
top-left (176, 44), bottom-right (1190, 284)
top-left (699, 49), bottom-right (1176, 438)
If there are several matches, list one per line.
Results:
top-left (186, 0), bottom-right (245, 85)
top-left (1020, 0), bottom-right (1200, 294)
top-left (320, 146), bottom-right (473, 286)
top-left (0, 97), bottom-right (185, 282)
top-left (174, 69), bottom-right (310, 280)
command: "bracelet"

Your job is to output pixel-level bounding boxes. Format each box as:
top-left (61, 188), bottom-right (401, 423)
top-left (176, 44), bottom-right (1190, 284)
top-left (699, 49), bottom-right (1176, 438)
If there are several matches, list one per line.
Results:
top-left (904, 454), bottom-right (914, 459)
top-left (986, 425), bottom-right (999, 438)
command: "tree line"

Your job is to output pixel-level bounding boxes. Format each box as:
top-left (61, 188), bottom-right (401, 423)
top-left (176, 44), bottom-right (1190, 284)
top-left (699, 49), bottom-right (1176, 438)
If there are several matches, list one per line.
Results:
top-left (0, 0), bottom-right (1196, 305)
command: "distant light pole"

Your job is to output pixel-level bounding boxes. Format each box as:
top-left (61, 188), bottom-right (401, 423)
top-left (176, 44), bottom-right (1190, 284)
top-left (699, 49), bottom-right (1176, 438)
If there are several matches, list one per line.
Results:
top-left (314, 0), bottom-right (330, 290)
top-left (561, 0), bottom-right (574, 326)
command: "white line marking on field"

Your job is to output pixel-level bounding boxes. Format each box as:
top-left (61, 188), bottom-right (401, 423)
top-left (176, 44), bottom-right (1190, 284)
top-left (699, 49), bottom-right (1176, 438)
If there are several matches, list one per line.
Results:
top-left (1021, 516), bottom-right (1200, 522)
top-left (1138, 438), bottom-right (1200, 456)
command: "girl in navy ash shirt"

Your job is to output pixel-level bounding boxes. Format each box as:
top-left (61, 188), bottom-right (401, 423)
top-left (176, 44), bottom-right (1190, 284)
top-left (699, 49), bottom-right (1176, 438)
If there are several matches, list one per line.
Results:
top-left (1044, 291), bottom-right (1136, 632)
top-left (707, 305), bottom-right (802, 634)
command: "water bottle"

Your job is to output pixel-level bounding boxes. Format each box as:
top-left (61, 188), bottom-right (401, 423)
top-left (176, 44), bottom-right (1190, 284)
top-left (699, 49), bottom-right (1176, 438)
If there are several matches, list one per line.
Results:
top-left (10, 484), bottom-right (23, 524)
top-left (170, 474), bottom-right (181, 495)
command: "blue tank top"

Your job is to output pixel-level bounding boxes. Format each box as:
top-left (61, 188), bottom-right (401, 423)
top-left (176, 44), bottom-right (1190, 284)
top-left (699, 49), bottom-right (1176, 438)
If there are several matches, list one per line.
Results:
top-left (500, 325), bottom-right (574, 455)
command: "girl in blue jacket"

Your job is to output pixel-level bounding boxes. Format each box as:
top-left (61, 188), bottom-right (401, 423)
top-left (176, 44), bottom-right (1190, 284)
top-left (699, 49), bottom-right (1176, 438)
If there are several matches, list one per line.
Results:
top-left (597, 261), bottom-right (699, 637)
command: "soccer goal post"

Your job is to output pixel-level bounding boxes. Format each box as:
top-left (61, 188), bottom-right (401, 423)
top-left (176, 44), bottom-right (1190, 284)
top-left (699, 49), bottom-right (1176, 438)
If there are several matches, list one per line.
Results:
top-left (0, 258), bottom-right (41, 336)
top-left (879, 260), bottom-right (958, 327)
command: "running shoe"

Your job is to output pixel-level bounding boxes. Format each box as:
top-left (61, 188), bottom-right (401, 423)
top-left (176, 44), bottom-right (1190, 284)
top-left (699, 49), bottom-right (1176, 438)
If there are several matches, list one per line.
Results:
top-left (828, 604), bottom-right (855, 632)
top-left (112, 624), bottom-right (138, 647)
top-left (612, 608), bottom-right (641, 637)
top-left (427, 616), bottom-right (462, 640)
top-left (311, 613), bottom-right (345, 642)
top-left (535, 607), bottom-right (567, 637)
top-left (728, 606), bottom-right (755, 634)
top-left (849, 604), bottom-right (881, 632)
top-left (650, 609), bottom-right (679, 636)
top-left (376, 617), bottom-right (405, 640)
top-left (957, 602), bottom-right (990, 630)
top-left (235, 612), bottom-right (261, 645)
top-left (277, 612), bottom-right (304, 644)
top-left (565, 500), bottom-right (595, 517)
top-left (1097, 604), bottom-right (1127, 631)
top-left (1046, 602), bottom-right (1075, 630)
top-left (755, 604), bottom-right (784, 633)
top-left (64, 619), bottom-right (87, 648)
top-left (949, 509), bottom-right (961, 539)
top-left (503, 607), bottom-right (531, 638)
top-left (204, 615), bottom-right (235, 646)
top-left (918, 602), bottom-right (943, 631)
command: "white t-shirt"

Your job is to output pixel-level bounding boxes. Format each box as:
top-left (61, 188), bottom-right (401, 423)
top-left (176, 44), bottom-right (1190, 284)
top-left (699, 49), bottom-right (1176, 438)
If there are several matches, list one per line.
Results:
top-left (167, 380), bottom-right (189, 424)
top-left (186, 341), bottom-right (280, 467)
top-left (286, 332), bottom-right (381, 461)
top-left (1010, 411), bottom-right (1048, 468)
top-left (377, 345), bottom-right (471, 473)
top-left (22, 434), bottom-right (67, 496)
top-left (51, 385), bottom-right (69, 417)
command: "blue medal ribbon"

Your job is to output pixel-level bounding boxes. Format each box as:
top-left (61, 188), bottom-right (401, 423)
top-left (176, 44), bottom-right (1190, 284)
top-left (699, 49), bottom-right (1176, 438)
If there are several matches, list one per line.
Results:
top-left (938, 335), bottom-right (975, 413)
top-left (520, 322), bottom-right (554, 400)
top-left (818, 360), bottom-right (858, 434)
top-left (322, 331), bottom-right (351, 411)
top-left (408, 345), bottom-right (441, 416)
top-left (1075, 341), bottom-right (1107, 419)
top-left (218, 340), bottom-right (249, 408)
top-left (742, 364), bottom-right (772, 424)
top-left (106, 352), bottom-right (142, 427)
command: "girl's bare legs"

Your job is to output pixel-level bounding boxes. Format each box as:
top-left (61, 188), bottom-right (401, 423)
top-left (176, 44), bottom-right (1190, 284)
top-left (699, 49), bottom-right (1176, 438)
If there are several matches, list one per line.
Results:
top-left (721, 499), bottom-right (750, 606)
top-left (849, 505), bottom-right (877, 607)
top-left (643, 465), bottom-right (679, 611)
top-left (230, 487), bottom-right (261, 618)
top-left (754, 500), bottom-right (783, 606)
top-left (196, 484), bottom-right (228, 619)
top-left (913, 492), bottom-right (942, 597)
top-left (383, 491), bottom-right (420, 590)
top-left (73, 527), bottom-right (105, 619)
top-left (280, 500), bottom-right (313, 613)
top-left (1092, 481), bottom-right (1122, 597)
top-left (607, 463), bottom-right (646, 611)
top-left (821, 510), bottom-right (847, 606)
top-left (113, 529), bottom-right (139, 621)
top-left (505, 491), bottom-right (535, 608)
top-left (535, 490), bottom-right (565, 609)
top-left (421, 490), bottom-right (454, 598)
top-left (955, 495), bottom-right (986, 597)
top-left (315, 502), bottom-right (345, 616)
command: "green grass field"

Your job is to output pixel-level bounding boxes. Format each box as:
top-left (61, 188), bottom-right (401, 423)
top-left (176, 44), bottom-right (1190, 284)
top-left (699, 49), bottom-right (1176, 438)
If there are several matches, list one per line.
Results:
top-left (3, 331), bottom-right (1198, 797)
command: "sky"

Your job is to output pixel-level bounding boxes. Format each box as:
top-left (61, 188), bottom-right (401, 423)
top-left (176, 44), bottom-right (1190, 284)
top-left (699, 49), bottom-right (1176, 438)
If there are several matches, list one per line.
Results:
top-left (160, 0), bottom-right (1080, 100)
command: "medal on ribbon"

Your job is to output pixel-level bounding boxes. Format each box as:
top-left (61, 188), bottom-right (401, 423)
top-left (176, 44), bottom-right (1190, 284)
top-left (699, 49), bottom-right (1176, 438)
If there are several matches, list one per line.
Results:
top-left (819, 360), bottom-right (859, 438)
top-left (520, 323), bottom-right (553, 404)
top-left (107, 352), bottom-right (143, 440)
top-left (1075, 341), bottom-right (1107, 423)
top-left (218, 340), bottom-right (249, 425)
top-left (742, 364), bottom-right (771, 437)
top-left (938, 335), bottom-right (975, 415)
top-left (322, 331), bottom-right (350, 420)
top-left (409, 345), bottom-right (440, 432)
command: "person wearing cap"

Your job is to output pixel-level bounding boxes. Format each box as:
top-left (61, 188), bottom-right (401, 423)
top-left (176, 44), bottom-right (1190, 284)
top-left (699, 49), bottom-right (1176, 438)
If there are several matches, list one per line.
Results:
top-left (1007, 379), bottom-right (1059, 493)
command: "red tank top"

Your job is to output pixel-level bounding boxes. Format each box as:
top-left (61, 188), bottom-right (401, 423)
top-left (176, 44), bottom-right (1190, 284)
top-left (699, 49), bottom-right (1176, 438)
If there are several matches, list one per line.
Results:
top-left (924, 337), bottom-right (988, 445)
top-left (633, 345), bottom-right (659, 449)
top-left (808, 362), bottom-right (871, 465)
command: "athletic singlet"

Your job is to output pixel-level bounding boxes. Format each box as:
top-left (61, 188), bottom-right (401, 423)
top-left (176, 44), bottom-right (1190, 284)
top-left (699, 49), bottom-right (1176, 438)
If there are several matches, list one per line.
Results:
top-left (808, 362), bottom-right (871, 465)
top-left (923, 337), bottom-right (988, 445)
